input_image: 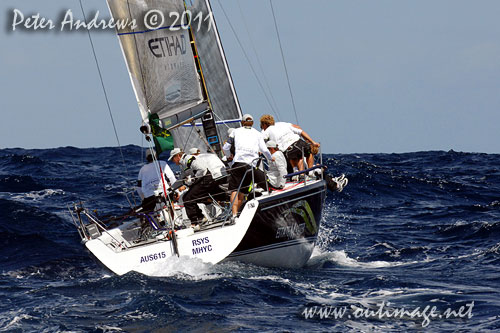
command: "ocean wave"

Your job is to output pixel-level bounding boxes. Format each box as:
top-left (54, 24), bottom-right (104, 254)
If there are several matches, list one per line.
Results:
top-left (0, 175), bottom-right (46, 193)
top-left (307, 249), bottom-right (422, 269)
top-left (0, 153), bottom-right (44, 166)
top-left (5, 189), bottom-right (66, 202)
top-left (0, 312), bottom-right (36, 332)
top-left (437, 220), bottom-right (500, 240)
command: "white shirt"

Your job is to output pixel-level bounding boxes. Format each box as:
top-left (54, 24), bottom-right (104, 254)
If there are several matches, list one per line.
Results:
top-left (223, 126), bottom-right (272, 166)
top-left (262, 122), bottom-right (302, 151)
top-left (267, 150), bottom-right (287, 188)
top-left (180, 153), bottom-right (226, 179)
top-left (137, 160), bottom-right (176, 198)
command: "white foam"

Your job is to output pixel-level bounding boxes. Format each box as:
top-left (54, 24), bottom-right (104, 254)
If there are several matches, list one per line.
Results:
top-left (95, 325), bottom-right (124, 332)
top-left (145, 255), bottom-right (217, 279)
top-left (308, 249), bottom-right (417, 269)
top-left (6, 189), bottom-right (65, 202)
top-left (0, 313), bottom-right (34, 330)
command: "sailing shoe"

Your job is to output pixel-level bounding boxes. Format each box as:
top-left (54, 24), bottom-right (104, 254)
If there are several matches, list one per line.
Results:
top-left (227, 215), bottom-right (236, 225)
top-left (308, 169), bottom-right (322, 179)
top-left (192, 224), bottom-right (201, 231)
top-left (335, 175), bottom-right (349, 192)
top-left (253, 187), bottom-right (265, 197)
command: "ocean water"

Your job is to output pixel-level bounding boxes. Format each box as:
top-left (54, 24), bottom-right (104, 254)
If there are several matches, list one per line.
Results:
top-left (0, 146), bottom-right (499, 332)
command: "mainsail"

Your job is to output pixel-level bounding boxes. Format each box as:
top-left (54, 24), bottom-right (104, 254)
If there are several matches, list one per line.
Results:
top-left (107, 0), bottom-right (242, 153)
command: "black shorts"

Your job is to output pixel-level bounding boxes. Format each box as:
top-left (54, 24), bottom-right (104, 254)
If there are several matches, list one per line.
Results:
top-left (228, 162), bottom-right (266, 192)
top-left (285, 139), bottom-right (311, 160)
top-left (228, 162), bottom-right (252, 192)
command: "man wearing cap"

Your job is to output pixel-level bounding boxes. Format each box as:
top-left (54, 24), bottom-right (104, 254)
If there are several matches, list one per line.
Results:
top-left (189, 147), bottom-right (201, 156)
top-left (137, 149), bottom-right (177, 212)
top-left (266, 140), bottom-right (287, 189)
top-left (170, 148), bottom-right (227, 226)
top-left (223, 114), bottom-right (274, 218)
top-left (260, 114), bottom-right (320, 172)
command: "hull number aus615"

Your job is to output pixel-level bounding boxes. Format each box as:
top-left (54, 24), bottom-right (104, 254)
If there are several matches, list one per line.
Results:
top-left (140, 251), bottom-right (166, 264)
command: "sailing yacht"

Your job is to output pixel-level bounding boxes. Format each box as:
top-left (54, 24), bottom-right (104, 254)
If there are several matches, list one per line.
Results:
top-left (71, 0), bottom-right (328, 276)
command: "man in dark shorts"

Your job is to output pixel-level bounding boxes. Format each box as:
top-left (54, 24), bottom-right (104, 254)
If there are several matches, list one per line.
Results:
top-left (260, 114), bottom-right (320, 172)
top-left (223, 114), bottom-right (273, 217)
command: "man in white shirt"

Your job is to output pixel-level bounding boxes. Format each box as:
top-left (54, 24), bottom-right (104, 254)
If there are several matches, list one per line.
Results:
top-left (260, 114), bottom-right (320, 172)
top-left (137, 149), bottom-right (177, 212)
top-left (223, 114), bottom-right (274, 217)
top-left (169, 148), bottom-right (227, 225)
top-left (265, 140), bottom-right (287, 189)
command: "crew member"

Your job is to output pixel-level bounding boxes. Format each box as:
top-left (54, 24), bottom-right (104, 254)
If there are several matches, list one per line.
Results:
top-left (260, 114), bottom-right (320, 172)
top-left (137, 149), bottom-right (177, 212)
top-left (169, 148), bottom-right (226, 226)
top-left (189, 147), bottom-right (201, 155)
top-left (265, 140), bottom-right (287, 189)
top-left (223, 114), bottom-right (273, 218)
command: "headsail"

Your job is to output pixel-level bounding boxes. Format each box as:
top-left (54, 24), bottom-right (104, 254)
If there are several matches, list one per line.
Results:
top-left (107, 0), bottom-right (242, 153)
top-left (174, 0), bottom-right (243, 152)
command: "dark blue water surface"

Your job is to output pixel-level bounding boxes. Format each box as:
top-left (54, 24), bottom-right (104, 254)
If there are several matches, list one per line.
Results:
top-left (1, 146), bottom-right (499, 332)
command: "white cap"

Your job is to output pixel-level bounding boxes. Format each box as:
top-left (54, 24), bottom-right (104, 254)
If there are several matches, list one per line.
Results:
top-left (168, 148), bottom-right (182, 160)
top-left (266, 140), bottom-right (278, 148)
top-left (242, 114), bottom-right (253, 122)
top-left (189, 147), bottom-right (200, 155)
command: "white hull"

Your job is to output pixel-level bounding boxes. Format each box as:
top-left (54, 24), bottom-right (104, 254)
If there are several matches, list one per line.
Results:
top-left (73, 178), bottom-right (328, 276)
top-left (83, 200), bottom-right (259, 276)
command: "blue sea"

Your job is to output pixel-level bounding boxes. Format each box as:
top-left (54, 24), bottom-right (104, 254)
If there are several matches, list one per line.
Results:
top-left (0, 146), bottom-right (499, 332)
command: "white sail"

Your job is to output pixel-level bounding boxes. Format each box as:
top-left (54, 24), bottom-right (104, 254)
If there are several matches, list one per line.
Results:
top-left (107, 0), bottom-right (205, 126)
top-left (107, 0), bottom-right (242, 152)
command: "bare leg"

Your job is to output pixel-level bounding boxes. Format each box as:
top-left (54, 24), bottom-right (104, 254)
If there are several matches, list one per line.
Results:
top-left (290, 159), bottom-right (303, 171)
top-left (306, 154), bottom-right (315, 169)
top-left (231, 191), bottom-right (245, 217)
top-left (230, 191), bottom-right (238, 216)
top-left (297, 158), bottom-right (305, 171)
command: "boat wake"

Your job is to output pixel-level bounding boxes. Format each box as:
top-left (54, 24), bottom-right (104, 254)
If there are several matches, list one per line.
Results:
top-left (137, 255), bottom-right (215, 278)
top-left (306, 248), bottom-right (421, 269)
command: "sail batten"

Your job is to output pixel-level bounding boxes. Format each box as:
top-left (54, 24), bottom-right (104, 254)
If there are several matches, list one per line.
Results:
top-left (117, 25), bottom-right (185, 36)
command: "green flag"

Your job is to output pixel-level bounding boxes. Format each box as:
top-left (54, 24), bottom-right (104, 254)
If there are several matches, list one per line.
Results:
top-left (149, 114), bottom-right (174, 156)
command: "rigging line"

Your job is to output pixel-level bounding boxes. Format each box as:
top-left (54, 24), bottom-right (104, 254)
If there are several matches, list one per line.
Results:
top-left (194, 124), bottom-right (217, 154)
top-left (269, 0), bottom-right (299, 125)
top-left (236, 0), bottom-right (281, 121)
top-left (215, 0), bottom-right (279, 117)
top-left (78, 0), bottom-right (131, 181)
top-left (182, 125), bottom-right (196, 152)
top-left (211, 111), bottom-right (231, 129)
